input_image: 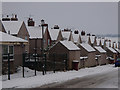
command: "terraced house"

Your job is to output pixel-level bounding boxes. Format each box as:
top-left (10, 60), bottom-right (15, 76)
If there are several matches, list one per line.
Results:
top-left (0, 31), bottom-right (28, 74)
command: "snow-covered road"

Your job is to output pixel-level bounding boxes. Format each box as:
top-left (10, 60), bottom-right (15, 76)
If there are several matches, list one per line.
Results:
top-left (2, 64), bottom-right (118, 88)
top-left (40, 68), bottom-right (118, 88)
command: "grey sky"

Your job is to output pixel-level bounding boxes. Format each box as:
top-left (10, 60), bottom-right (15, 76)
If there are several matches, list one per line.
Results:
top-left (2, 2), bottom-right (118, 35)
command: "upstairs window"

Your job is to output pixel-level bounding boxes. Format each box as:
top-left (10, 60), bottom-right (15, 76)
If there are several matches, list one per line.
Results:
top-left (25, 36), bottom-right (28, 40)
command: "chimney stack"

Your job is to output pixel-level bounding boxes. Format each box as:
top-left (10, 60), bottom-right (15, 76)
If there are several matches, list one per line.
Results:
top-left (109, 40), bottom-right (111, 47)
top-left (87, 33), bottom-right (91, 36)
top-left (8, 30), bottom-right (10, 34)
top-left (28, 18), bottom-right (35, 26)
top-left (74, 30), bottom-right (79, 34)
top-left (64, 28), bottom-right (71, 32)
top-left (11, 14), bottom-right (18, 21)
top-left (53, 25), bottom-right (59, 29)
top-left (2, 15), bottom-right (10, 21)
top-left (81, 31), bottom-right (85, 36)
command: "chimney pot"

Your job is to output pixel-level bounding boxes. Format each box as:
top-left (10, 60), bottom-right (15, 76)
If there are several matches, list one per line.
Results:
top-left (81, 31), bottom-right (85, 36)
top-left (54, 25), bottom-right (59, 29)
top-left (8, 31), bottom-right (10, 34)
top-left (28, 18), bottom-right (35, 26)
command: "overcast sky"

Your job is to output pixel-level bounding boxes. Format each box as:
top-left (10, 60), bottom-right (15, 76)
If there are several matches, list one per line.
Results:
top-left (2, 2), bottom-right (118, 35)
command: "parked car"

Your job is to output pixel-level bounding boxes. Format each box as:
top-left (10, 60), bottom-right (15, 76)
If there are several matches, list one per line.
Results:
top-left (115, 58), bottom-right (120, 67)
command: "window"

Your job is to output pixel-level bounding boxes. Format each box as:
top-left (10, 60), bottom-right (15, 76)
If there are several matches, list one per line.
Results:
top-left (25, 36), bottom-right (28, 40)
top-left (48, 39), bottom-right (50, 45)
top-left (44, 40), bottom-right (46, 43)
top-left (2, 45), bottom-right (8, 54)
top-left (9, 46), bottom-right (13, 54)
top-left (2, 45), bottom-right (14, 60)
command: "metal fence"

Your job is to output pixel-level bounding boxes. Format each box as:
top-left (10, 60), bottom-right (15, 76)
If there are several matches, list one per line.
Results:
top-left (22, 53), bottom-right (68, 77)
top-left (2, 52), bottom-right (68, 80)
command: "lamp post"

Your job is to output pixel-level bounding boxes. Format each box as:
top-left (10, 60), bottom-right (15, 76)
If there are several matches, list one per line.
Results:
top-left (41, 19), bottom-right (48, 75)
top-left (34, 38), bottom-right (38, 76)
top-left (41, 19), bottom-right (45, 57)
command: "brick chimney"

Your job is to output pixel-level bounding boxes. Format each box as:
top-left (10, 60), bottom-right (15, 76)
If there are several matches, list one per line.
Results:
top-left (28, 18), bottom-right (35, 26)
top-left (87, 33), bottom-right (91, 36)
top-left (109, 40), bottom-right (111, 47)
top-left (53, 25), bottom-right (59, 29)
top-left (11, 14), bottom-right (18, 21)
top-left (64, 28), bottom-right (71, 32)
top-left (74, 30), bottom-right (79, 34)
top-left (2, 15), bottom-right (10, 21)
top-left (81, 31), bottom-right (85, 36)
top-left (8, 30), bottom-right (10, 34)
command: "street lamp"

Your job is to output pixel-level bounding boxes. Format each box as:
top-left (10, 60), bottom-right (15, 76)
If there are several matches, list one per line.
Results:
top-left (41, 19), bottom-right (48, 75)
top-left (34, 38), bottom-right (38, 76)
top-left (41, 19), bottom-right (45, 57)
top-left (40, 19), bottom-right (48, 55)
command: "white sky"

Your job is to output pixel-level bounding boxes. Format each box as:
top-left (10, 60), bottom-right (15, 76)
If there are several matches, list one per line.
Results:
top-left (2, 2), bottom-right (119, 35)
top-left (1, 0), bottom-right (120, 2)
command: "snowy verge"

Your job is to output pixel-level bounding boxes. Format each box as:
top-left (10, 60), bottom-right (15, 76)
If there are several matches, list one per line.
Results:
top-left (2, 64), bottom-right (118, 88)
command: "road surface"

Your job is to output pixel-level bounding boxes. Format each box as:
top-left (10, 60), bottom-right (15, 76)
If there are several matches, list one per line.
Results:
top-left (39, 69), bottom-right (118, 88)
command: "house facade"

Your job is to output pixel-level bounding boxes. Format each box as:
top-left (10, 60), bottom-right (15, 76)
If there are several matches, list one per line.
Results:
top-left (78, 43), bottom-right (96, 67)
top-left (49, 41), bottom-right (80, 70)
top-left (0, 20), bottom-right (6, 33)
top-left (0, 31), bottom-right (28, 74)
top-left (2, 21), bottom-right (30, 52)
top-left (48, 27), bottom-right (63, 45)
top-left (94, 46), bottom-right (107, 65)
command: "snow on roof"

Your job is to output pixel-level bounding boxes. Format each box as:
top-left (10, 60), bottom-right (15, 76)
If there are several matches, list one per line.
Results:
top-left (90, 36), bottom-right (95, 44)
top-left (81, 35), bottom-right (89, 43)
top-left (0, 31), bottom-right (28, 43)
top-left (62, 31), bottom-right (71, 40)
top-left (94, 46), bottom-right (106, 53)
top-left (111, 42), bottom-right (116, 48)
top-left (107, 47), bottom-right (117, 53)
top-left (80, 43), bottom-right (96, 52)
top-left (27, 26), bottom-right (44, 39)
top-left (72, 34), bottom-right (80, 43)
top-left (60, 41), bottom-right (80, 50)
top-left (96, 38), bottom-right (101, 46)
top-left (2, 21), bottom-right (23, 34)
top-left (80, 56), bottom-right (88, 59)
top-left (106, 41), bottom-right (110, 47)
top-left (48, 28), bottom-right (60, 41)
top-left (101, 38), bottom-right (105, 45)
top-left (114, 48), bottom-right (120, 53)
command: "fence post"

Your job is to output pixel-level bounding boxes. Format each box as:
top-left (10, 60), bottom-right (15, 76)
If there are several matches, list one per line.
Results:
top-left (53, 53), bottom-right (55, 73)
top-left (8, 53), bottom-right (10, 80)
top-left (42, 65), bottom-right (45, 75)
top-left (65, 54), bottom-right (68, 70)
top-left (35, 53), bottom-right (37, 76)
top-left (22, 53), bottom-right (25, 78)
top-left (44, 54), bottom-right (47, 74)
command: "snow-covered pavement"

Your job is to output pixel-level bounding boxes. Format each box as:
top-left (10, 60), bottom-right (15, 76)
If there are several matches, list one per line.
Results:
top-left (2, 64), bottom-right (118, 88)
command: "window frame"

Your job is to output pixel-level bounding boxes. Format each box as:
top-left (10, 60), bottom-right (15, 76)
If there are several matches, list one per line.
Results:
top-left (2, 45), bottom-right (14, 60)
